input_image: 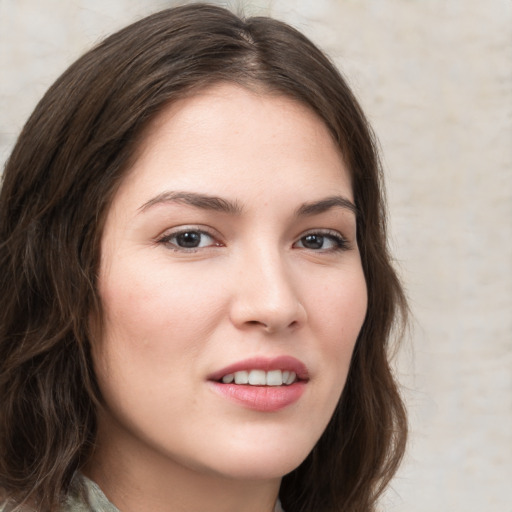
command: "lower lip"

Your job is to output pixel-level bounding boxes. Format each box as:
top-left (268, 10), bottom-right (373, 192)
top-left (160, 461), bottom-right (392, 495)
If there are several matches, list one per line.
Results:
top-left (209, 381), bottom-right (306, 412)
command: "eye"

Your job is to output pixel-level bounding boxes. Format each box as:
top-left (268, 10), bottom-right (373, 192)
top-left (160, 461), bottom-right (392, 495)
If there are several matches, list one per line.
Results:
top-left (158, 228), bottom-right (219, 251)
top-left (294, 231), bottom-right (349, 251)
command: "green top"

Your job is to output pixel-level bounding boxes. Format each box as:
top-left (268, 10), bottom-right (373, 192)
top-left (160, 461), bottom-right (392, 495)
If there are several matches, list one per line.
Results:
top-left (61, 474), bottom-right (120, 512)
top-left (1, 473), bottom-right (284, 511)
top-left (0, 475), bottom-right (117, 512)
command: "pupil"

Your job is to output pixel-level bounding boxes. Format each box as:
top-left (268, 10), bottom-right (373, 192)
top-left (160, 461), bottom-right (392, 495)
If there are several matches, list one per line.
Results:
top-left (177, 232), bottom-right (201, 248)
top-left (303, 234), bottom-right (323, 249)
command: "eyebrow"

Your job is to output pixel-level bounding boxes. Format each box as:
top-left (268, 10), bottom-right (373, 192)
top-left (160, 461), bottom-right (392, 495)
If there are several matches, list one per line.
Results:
top-left (295, 196), bottom-right (358, 217)
top-left (139, 191), bottom-right (243, 215)
top-left (139, 191), bottom-right (357, 217)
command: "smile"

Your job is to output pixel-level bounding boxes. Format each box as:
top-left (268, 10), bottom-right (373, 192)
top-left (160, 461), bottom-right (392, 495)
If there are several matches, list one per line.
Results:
top-left (208, 356), bottom-right (308, 411)
top-left (220, 369), bottom-right (298, 386)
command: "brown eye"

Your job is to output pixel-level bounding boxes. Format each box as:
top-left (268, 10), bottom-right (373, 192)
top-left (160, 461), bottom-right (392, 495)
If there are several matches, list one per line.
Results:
top-left (301, 234), bottom-right (324, 249)
top-left (175, 231), bottom-right (202, 248)
top-left (294, 231), bottom-right (349, 252)
top-left (159, 229), bottom-right (217, 251)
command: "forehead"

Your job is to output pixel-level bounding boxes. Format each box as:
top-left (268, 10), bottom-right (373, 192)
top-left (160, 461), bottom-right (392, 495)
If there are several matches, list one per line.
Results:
top-left (118, 83), bottom-right (352, 205)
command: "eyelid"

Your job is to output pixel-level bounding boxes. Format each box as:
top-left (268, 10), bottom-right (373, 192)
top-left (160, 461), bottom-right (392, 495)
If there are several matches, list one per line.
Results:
top-left (156, 225), bottom-right (223, 251)
top-left (294, 228), bottom-right (351, 251)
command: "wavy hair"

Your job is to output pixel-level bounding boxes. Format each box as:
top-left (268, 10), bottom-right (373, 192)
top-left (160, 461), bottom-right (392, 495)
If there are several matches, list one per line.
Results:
top-left (0, 4), bottom-right (407, 511)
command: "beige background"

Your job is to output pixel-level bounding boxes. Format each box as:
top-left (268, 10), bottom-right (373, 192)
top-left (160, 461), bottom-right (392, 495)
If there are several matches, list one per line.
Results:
top-left (1, 1), bottom-right (511, 510)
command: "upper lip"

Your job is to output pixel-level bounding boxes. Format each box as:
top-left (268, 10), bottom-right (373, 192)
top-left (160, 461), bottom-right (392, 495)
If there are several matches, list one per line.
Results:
top-left (208, 356), bottom-right (310, 382)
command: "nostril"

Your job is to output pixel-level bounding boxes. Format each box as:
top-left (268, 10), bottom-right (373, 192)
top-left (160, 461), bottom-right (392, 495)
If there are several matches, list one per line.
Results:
top-left (231, 294), bottom-right (307, 333)
top-left (242, 318), bottom-right (300, 333)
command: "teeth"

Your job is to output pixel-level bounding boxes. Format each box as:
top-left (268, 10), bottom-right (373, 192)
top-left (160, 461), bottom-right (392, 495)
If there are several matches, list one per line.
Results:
top-left (221, 369), bottom-right (298, 386)
top-left (234, 370), bottom-right (249, 384)
top-left (248, 369), bottom-right (266, 385)
top-left (266, 370), bottom-right (282, 386)
top-left (286, 371), bottom-right (296, 385)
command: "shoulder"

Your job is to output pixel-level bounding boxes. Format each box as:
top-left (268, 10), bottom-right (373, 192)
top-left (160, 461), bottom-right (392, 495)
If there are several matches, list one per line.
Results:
top-left (61, 474), bottom-right (119, 512)
top-left (1, 476), bottom-right (118, 512)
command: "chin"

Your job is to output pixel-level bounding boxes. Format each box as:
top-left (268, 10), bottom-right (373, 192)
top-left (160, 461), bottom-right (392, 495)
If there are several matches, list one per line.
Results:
top-left (198, 430), bottom-right (317, 481)
top-left (211, 453), bottom-right (306, 481)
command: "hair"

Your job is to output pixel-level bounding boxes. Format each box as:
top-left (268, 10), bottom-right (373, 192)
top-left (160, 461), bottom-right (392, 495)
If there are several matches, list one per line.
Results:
top-left (0, 4), bottom-right (407, 511)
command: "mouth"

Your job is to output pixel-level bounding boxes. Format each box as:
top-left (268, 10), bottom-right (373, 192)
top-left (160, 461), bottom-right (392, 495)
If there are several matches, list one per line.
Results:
top-left (208, 355), bottom-right (309, 385)
top-left (208, 356), bottom-right (309, 411)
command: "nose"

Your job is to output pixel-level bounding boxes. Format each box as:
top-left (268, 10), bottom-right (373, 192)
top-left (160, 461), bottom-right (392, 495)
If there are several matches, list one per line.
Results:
top-left (229, 247), bottom-right (307, 334)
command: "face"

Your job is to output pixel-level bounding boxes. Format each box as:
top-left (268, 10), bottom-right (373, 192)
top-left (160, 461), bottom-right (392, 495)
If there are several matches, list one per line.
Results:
top-left (93, 83), bottom-right (367, 483)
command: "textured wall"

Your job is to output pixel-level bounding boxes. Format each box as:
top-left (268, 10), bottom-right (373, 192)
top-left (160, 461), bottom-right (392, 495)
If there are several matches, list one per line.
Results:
top-left (1, 1), bottom-right (511, 510)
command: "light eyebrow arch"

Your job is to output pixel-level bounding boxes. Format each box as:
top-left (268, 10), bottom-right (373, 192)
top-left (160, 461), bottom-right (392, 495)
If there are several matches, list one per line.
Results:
top-left (138, 191), bottom-right (243, 215)
top-left (295, 196), bottom-right (358, 217)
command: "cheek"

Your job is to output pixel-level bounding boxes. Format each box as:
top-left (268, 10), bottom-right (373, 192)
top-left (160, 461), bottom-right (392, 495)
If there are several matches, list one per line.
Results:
top-left (92, 266), bottom-right (224, 421)
top-left (312, 267), bottom-right (367, 338)
top-left (307, 266), bottom-right (367, 379)
top-left (99, 259), bottom-right (224, 345)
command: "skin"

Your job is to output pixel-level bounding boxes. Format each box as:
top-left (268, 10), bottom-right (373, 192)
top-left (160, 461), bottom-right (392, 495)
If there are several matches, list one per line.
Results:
top-left (87, 83), bottom-right (368, 512)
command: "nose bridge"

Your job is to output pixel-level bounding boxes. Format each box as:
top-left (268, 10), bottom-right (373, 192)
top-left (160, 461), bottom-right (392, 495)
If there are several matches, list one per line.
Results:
top-left (230, 239), bottom-right (305, 332)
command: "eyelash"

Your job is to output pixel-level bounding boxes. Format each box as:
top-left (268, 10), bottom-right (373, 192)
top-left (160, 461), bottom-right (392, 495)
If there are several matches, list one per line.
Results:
top-left (157, 228), bottom-right (221, 252)
top-left (294, 230), bottom-right (350, 252)
top-left (157, 227), bottom-right (350, 253)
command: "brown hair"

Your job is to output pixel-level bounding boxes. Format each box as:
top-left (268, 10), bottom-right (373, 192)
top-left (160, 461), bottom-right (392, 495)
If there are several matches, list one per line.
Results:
top-left (0, 4), bottom-right (407, 511)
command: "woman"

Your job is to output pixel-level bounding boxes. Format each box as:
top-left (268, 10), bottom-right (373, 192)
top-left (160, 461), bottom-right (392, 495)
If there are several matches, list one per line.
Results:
top-left (0, 4), bottom-right (407, 512)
